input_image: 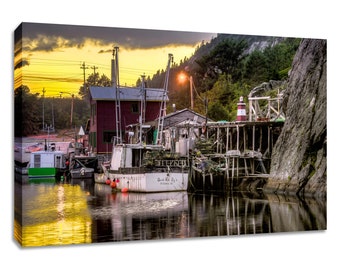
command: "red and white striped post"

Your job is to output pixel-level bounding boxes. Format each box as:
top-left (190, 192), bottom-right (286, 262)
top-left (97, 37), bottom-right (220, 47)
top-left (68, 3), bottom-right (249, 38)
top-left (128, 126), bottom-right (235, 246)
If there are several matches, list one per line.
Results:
top-left (236, 96), bottom-right (247, 121)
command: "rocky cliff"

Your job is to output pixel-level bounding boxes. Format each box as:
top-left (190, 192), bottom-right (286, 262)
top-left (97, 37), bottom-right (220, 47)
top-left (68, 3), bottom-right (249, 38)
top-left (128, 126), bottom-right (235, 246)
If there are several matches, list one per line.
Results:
top-left (264, 39), bottom-right (327, 198)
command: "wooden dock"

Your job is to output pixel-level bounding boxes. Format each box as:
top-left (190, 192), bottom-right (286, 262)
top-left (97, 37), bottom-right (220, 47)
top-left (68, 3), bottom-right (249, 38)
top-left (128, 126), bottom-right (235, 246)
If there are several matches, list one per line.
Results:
top-left (188, 120), bottom-right (284, 192)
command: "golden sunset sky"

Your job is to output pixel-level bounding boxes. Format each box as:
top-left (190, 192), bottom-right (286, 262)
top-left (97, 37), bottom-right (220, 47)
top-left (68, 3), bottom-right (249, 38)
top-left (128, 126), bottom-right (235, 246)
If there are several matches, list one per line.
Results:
top-left (14, 23), bottom-right (216, 97)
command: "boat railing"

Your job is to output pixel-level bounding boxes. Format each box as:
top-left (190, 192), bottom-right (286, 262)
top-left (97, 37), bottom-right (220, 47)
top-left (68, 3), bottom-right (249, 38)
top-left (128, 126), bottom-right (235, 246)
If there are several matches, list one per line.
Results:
top-left (153, 159), bottom-right (188, 168)
top-left (118, 167), bottom-right (146, 174)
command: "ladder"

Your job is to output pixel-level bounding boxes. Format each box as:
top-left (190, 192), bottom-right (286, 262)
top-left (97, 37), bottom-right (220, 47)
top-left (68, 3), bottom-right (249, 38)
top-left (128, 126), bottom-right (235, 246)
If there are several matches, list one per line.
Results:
top-left (156, 53), bottom-right (173, 145)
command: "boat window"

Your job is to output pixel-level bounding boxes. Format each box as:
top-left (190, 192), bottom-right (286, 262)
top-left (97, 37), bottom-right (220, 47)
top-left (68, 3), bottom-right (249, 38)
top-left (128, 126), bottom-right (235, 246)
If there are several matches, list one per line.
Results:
top-left (34, 154), bottom-right (41, 168)
top-left (55, 155), bottom-right (63, 168)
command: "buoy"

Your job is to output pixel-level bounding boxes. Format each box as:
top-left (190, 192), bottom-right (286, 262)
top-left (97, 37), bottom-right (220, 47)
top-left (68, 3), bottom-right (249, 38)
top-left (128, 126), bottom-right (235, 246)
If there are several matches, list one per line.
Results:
top-left (105, 178), bottom-right (111, 185)
top-left (236, 96), bottom-right (247, 121)
top-left (110, 181), bottom-right (117, 188)
top-left (121, 187), bottom-right (128, 193)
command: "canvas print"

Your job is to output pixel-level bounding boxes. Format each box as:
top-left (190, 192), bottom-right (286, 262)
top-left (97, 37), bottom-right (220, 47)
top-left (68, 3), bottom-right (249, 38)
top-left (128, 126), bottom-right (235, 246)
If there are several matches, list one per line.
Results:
top-left (14, 22), bottom-right (326, 247)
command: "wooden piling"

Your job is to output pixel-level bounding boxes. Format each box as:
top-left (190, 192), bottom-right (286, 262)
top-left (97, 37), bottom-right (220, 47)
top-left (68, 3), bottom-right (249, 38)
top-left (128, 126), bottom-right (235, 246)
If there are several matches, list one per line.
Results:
top-left (189, 120), bottom-right (284, 192)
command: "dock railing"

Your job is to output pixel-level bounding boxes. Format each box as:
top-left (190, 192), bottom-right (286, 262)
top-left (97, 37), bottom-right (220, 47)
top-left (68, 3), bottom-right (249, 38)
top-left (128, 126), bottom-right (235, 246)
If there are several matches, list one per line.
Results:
top-left (248, 94), bottom-right (284, 122)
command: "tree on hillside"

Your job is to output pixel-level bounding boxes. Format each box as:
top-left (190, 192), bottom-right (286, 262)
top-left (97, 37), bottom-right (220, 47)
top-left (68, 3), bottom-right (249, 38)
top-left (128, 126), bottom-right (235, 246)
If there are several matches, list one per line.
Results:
top-left (263, 38), bottom-right (301, 80)
top-left (244, 50), bottom-right (269, 86)
top-left (204, 74), bottom-right (249, 121)
top-left (194, 38), bottom-right (248, 90)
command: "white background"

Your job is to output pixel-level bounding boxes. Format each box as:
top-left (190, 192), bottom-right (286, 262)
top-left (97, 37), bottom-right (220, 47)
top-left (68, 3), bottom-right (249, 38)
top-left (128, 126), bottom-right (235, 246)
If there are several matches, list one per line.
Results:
top-left (1, 1), bottom-right (338, 269)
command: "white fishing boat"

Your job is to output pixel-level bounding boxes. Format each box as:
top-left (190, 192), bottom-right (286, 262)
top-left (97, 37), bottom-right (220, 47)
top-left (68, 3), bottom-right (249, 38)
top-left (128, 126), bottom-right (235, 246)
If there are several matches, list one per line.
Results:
top-left (94, 53), bottom-right (189, 192)
top-left (95, 143), bottom-right (189, 192)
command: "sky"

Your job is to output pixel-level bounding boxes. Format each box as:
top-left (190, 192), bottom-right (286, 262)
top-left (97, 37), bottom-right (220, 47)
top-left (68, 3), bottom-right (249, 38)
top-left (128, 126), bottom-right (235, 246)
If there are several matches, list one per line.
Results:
top-left (14, 22), bottom-right (216, 97)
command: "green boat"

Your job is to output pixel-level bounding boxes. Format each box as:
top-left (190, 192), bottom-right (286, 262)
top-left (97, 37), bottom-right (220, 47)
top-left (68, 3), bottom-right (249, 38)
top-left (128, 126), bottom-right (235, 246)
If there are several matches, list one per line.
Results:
top-left (28, 150), bottom-right (66, 179)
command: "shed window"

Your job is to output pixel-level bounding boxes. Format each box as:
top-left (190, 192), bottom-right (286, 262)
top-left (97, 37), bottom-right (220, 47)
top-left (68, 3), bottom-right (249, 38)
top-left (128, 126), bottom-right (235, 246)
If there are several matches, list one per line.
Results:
top-left (103, 131), bottom-right (115, 143)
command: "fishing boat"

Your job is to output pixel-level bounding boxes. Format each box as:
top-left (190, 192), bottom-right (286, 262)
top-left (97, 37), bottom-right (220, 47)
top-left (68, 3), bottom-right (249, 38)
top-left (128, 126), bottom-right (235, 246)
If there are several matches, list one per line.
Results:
top-left (94, 52), bottom-right (189, 192)
top-left (28, 148), bottom-right (66, 179)
top-left (95, 143), bottom-right (189, 192)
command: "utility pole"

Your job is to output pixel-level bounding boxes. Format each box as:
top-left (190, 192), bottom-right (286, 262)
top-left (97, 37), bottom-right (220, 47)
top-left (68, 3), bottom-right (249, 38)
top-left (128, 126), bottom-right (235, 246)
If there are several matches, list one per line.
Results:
top-left (60, 91), bottom-right (74, 128)
top-left (42, 88), bottom-right (46, 130)
top-left (189, 76), bottom-right (194, 110)
top-left (80, 62), bottom-right (89, 93)
top-left (91, 65), bottom-right (98, 84)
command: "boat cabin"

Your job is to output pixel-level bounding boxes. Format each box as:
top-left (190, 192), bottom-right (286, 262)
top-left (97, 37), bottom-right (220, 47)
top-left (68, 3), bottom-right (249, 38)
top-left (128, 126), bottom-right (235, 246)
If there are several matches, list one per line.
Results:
top-left (28, 150), bottom-right (66, 178)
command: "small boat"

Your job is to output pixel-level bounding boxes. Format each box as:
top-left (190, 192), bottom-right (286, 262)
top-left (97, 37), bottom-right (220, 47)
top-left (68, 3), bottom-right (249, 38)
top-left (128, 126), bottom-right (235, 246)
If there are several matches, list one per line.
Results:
top-left (24, 143), bottom-right (43, 153)
top-left (70, 166), bottom-right (94, 179)
top-left (15, 162), bottom-right (29, 175)
top-left (28, 149), bottom-right (66, 179)
top-left (69, 156), bottom-right (97, 179)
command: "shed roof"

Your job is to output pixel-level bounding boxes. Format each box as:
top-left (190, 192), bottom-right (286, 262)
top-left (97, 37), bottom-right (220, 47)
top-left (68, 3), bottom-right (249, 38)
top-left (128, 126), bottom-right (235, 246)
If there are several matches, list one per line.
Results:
top-left (89, 86), bottom-right (167, 101)
top-left (163, 108), bottom-right (209, 127)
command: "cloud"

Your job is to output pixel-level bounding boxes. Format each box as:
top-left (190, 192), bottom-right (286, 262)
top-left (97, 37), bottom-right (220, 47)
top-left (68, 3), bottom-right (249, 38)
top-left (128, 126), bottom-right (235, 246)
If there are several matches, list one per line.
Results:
top-left (17, 22), bottom-right (216, 52)
top-left (14, 59), bottom-right (29, 70)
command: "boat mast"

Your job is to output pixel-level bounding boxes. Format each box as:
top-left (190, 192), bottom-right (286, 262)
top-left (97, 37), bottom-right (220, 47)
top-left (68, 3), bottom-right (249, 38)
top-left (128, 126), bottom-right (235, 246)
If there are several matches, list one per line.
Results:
top-left (156, 53), bottom-right (173, 145)
top-left (140, 74), bottom-right (146, 144)
top-left (113, 46), bottom-right (122, 144)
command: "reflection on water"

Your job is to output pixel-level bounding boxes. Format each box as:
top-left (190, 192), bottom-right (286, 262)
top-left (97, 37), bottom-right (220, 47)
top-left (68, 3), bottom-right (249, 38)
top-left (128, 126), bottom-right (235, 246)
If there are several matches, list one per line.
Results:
top-left (14, 175), bottom-right (326, 247)
top-left (15, 177), bottom-right (92, 247)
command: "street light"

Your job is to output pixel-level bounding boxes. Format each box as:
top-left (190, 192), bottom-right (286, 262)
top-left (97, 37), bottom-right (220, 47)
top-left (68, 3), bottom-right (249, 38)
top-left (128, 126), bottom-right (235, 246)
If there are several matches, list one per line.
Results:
top-left (178, 72), bottom-right (209, 133)
top-left (177, 72), bottom-right (194, 110)
top-left (59, 91), bottom-right (74, 128)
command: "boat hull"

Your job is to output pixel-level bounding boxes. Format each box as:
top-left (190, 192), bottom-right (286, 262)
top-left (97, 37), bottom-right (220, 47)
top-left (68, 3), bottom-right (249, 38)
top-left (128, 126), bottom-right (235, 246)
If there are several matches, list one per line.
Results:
top-left (95, 171), bottom-right (189, 192)
top-left (70, 168), bottom-right (94, 179)
top-left (28, 167), bottom-right (58, 178)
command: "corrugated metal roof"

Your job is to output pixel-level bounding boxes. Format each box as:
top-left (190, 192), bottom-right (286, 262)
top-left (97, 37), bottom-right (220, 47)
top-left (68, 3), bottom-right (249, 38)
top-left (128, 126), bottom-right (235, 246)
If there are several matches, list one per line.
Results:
top-left (89, 86), bottom-right (168, 101)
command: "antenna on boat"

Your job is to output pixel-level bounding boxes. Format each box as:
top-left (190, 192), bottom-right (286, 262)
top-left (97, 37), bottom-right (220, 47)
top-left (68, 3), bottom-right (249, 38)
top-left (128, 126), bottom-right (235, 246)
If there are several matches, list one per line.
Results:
top-left (156, 53), bottom-right (173, 146)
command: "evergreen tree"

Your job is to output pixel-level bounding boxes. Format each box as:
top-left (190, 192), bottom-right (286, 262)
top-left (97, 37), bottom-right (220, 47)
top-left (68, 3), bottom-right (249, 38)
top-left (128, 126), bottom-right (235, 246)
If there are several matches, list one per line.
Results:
top-left (244, 50), bottom-right (269, 87)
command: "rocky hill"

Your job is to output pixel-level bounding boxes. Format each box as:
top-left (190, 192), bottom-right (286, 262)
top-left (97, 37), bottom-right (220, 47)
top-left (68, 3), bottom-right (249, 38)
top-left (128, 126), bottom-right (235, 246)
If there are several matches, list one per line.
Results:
top-left (264, 39), bottom-right (327, 198)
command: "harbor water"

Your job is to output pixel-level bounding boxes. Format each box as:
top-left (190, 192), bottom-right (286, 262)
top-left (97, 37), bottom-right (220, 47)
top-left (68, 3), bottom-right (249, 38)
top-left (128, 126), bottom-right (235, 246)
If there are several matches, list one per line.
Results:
top-left (14, 173), bottom-right (326, 247)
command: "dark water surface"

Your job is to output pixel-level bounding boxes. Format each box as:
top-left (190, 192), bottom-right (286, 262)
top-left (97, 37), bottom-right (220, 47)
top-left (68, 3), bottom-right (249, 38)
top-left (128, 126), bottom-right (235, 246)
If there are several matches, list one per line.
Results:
top-left (14, 175), bottom-right (326, 247)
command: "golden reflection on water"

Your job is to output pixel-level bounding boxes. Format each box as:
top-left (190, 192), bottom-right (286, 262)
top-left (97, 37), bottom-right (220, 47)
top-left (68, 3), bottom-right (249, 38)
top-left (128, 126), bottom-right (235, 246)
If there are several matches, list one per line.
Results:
top-left (16, 183), bottom-right (91, 247)
top-left (14, 180), bottom-right (326, 247)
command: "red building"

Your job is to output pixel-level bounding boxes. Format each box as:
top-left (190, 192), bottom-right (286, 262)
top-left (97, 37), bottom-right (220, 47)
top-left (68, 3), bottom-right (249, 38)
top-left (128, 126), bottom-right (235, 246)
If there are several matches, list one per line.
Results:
top-left (88, 86), bottom-right (166, 155)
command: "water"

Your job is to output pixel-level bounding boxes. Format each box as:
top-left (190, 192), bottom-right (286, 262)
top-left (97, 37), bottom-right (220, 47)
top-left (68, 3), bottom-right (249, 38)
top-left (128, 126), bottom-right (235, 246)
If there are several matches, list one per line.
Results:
top-left (14, 175), bottom-right (326, 247)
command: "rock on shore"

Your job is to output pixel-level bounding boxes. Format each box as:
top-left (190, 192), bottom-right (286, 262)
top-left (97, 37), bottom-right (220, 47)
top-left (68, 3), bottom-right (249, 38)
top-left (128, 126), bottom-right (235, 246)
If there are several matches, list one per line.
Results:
top-left (264, 39), bottom-right (327, 197)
